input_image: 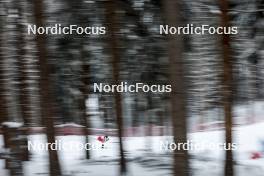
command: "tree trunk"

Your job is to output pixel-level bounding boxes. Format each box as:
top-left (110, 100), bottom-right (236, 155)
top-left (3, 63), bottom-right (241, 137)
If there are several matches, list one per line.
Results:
top-left (0, 11), bottom-right (10, 170)
top-left (0, 10), bottom-right (8, 129)
top-left (15, 0), bottom-right (30, 161)
top-left (163, 0), bottom-right (189, 176)
top-left (105, 1), bottom-right (127, 174)
top-left (32, 1), bottom-right (62, 176)
top-left (219, 0), bottom-right (234, 176)
top-left (79, 59), bottom-right (91, 159)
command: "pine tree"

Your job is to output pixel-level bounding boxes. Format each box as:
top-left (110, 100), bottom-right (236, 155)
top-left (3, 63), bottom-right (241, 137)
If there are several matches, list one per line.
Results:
top-left (219, 0), bottom-right (234, 175)
top-left (105, 0), bottom-right (127, 174)
top-left (163, 0), bottom-right (189, 176)
top-left (32, 0), bottom-right (62, 175)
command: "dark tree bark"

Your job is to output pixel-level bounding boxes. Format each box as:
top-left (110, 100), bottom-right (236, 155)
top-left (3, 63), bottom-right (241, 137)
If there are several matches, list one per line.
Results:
top-left (32, 1), bottom-right (62, 176)
top-left (0, 11), bottom-right (8, 129)
top-left (79, 57), bottom-right (91, 159)
top-left (0, 9), bottom-right (10, 170)
top-left (15, 0), bottom-right (30, 161)
top-left (157, 110), bottom-right (164, 136)
top-left (163, 0), bottom-right (189, 176)
top-left (3, 125), bottom-right (23, 176)
top-left (105, 1), bottom-right (127, 174)
top-left (219, 0), bottom-right (234, 176)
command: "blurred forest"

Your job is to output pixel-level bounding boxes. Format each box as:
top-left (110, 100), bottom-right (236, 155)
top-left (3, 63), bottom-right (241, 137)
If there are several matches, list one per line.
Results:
top-left (0, 0), bottom-right (263, 176)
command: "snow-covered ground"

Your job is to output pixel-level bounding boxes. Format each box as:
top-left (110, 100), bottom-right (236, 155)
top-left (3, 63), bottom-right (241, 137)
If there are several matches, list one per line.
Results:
top-left (1, 122), bottom-right (264, 176)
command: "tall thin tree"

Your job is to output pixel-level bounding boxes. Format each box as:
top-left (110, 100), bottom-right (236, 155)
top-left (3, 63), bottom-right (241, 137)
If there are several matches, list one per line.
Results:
top-left (32, 1), bottom-right (62, 175)
top-left (163, 0), bottom-right (189, 176)
top-left (15, 0), bottom-right (30, 161)
top-left (219, 0), bottom-right (234, 176)
top-left (105, 0), bottom-right (127, 174)
top-left (0, 3), bottom-right (8, 128)
top-left (79, 50), bottom-right (91, 159)
top-left (0, 4), bottom-right (9, 156)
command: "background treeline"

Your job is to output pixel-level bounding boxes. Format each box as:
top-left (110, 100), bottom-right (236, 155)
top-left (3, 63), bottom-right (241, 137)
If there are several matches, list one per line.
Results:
top-left (0, 0), bottom-right (263, 176)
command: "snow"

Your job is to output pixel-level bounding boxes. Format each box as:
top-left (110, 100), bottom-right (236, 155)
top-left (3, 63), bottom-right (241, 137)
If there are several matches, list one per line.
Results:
top-left (55, 123), bottom-right (84, 128)
top-left (1, 121), bottom-right (24, 128)
top-left (1, 122), bottom-right (264, 175)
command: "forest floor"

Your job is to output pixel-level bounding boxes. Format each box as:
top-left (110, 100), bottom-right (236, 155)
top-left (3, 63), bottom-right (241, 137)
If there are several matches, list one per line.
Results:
top-left (1, 121), bottom-right (264, 176)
